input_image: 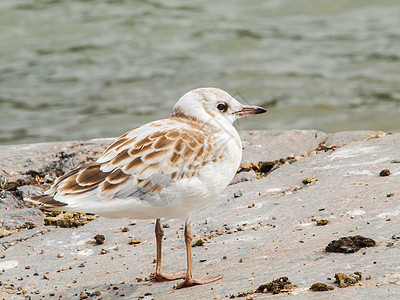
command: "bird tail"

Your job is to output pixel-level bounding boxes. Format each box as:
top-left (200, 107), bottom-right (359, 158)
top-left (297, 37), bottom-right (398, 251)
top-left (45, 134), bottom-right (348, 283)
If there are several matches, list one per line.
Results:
top-left (26, 194), bottom-right (67, 208)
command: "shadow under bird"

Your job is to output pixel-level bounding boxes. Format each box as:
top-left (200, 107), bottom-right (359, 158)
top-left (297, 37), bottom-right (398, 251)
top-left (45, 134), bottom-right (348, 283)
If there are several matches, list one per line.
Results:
top-left (28, 87), bottom-right (267, 288)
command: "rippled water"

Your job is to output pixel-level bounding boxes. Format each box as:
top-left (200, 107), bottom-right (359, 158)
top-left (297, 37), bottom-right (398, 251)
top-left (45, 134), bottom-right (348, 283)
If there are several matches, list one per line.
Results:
top-left (1, 0), bottom-right (400, 145)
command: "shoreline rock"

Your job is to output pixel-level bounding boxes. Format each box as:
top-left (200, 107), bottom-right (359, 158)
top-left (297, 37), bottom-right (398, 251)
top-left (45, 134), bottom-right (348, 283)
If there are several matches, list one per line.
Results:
top-left (1, 130), bottom-right (399, 298)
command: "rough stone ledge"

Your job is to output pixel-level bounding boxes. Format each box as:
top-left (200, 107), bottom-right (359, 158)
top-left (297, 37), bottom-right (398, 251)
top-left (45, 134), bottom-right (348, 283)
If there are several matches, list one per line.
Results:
top-left (1, 130), bottom-right (400, 299)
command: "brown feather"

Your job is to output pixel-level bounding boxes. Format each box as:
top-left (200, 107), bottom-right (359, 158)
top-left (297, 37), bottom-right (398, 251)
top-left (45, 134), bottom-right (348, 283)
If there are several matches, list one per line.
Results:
top-left (30, 195), bottom-right (67, 207)
top-left (51, 164), bottom-right (92, 190)
top-left (170, 152), bottom-right (183, 164)
top-left (100, 177), bottom-right (130, 193)
top-left (151, 184), bottom-right (162, 193)
top-left (124, 157), bottom-right (144, 171)
top-left (174, 139), bottom-right (184, 152)
top-left (166, 130), bottom-right (180, 139)
top-left (182, 145), bottom-right (192, 158)
top-left (170, 171), bottom-right (179, 180)
top-left (196, 146), bottom-right (204, 157)
top-left (135, 136), bottom-right (152, 148)
top-left (107, 169), bottom-right (129, 183)
top-left (139, 164), bottom-right (158, 176)
top-left (153, 135), bottom-right (175, 149)
top-left (59, 175), bottom-right (98, 193)
top-left (129, 143), bottom-right (152, 156)
top-left (143, 149), bottom-right (169, 161)
top-left (76, 164), bottom-right (109, 186)
top-left (149, 131), bottom-right (165, 140)
top-left (102, 137), bottom-right (128, 157)
top-left (61, 185), bottom-right (99, 197)
top-left (115, 137), bottom-right (137, 152)
top-left (111, 149), bottom-right (131, 165)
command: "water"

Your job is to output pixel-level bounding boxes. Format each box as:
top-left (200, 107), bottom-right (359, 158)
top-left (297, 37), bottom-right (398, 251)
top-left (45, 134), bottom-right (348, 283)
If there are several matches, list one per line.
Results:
top-left (1, 0), bottom-right (400, 145)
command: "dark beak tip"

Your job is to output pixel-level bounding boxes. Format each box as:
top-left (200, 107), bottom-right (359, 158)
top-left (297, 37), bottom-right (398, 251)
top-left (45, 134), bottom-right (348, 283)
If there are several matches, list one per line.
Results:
top-left (236, 105), bottom-right (267, 116)
top-left (257, 107), bottom-right (267, 114)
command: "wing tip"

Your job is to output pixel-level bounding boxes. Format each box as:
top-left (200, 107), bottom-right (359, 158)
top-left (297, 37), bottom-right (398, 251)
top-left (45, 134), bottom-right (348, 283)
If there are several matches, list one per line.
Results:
top-left (27, 195), bottom-right (68, 207)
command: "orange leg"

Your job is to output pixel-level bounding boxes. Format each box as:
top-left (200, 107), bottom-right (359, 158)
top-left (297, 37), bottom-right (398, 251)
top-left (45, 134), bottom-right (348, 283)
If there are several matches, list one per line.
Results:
top-left (175, 220), bottom-right (222, 289)
top-left (153, 218), bottom-right (185, 281)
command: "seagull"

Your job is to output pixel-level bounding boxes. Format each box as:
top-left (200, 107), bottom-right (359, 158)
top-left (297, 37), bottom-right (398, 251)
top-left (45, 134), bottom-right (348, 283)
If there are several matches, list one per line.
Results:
top-left (28, 87), bottom-right (266, 288)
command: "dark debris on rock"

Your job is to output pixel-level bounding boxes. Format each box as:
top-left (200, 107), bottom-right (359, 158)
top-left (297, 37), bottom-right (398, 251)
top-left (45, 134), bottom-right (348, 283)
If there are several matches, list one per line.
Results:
top-left (325, 235), bottom-right (376, 253)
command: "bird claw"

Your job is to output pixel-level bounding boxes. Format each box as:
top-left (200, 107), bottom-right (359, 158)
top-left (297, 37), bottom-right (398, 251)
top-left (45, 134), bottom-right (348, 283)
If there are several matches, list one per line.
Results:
top-left (175, 274), bottom-right (223, 289)
top-left (152, 271), bottom-right (186, 282)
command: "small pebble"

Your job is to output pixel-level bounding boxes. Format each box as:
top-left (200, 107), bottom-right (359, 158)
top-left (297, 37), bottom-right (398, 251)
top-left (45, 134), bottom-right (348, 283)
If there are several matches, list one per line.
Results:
top-left (316, 219), bottom-right (330, 226)
top-left (192, 239), bottom-right (204, 247)
top-left (57, 253), bottom-right (64, 258)
top-left (379, 169), bottom-right (390, 176)
top-left (128, 239), bottom-right (141, 245)
top-left (302, 176), bottom-right (318, 184)
top-left (94, 234), bottom-right (105, 245)
top-left (234, 191), bottom-right (242, 198)
top-left (309, 282), bottom-right (334, 291)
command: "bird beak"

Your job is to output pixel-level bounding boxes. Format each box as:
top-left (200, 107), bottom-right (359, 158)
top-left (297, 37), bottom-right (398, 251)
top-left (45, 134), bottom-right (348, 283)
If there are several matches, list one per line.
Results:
top-left (235, 105), bottom-right (267, 117)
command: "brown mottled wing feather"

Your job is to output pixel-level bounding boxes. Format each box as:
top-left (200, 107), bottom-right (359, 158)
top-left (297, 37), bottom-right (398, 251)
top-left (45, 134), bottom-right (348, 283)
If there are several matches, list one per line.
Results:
top-left (30, 119), bottom-right (223, 208)
top-left (96, 120), bottom-right (222, 202)
top-left (30, 162), bottom-right (110, 207)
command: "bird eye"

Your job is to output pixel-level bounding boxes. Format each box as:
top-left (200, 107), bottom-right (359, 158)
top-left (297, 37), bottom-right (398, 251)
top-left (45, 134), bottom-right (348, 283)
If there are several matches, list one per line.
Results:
top-left (217, 103), bottom-right (228, 112)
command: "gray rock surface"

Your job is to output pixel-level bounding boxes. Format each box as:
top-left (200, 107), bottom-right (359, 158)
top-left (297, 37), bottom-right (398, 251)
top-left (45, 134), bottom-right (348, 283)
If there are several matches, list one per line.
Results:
top-left (1, 130), bottom-right (400, 299)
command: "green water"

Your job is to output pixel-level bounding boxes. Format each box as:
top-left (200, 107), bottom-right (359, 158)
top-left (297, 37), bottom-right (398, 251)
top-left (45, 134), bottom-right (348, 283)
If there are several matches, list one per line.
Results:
top-left (1, 0), bottom-right (400, 145)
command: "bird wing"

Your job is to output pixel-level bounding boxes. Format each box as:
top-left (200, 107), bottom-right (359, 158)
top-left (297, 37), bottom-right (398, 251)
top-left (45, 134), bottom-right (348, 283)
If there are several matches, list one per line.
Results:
top-left (30, 118), bottom-right (223, 208)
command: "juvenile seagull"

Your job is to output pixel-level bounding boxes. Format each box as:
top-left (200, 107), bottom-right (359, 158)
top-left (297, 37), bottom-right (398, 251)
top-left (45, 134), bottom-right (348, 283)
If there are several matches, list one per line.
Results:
top-left (29, 87), bottom-right (266, 288)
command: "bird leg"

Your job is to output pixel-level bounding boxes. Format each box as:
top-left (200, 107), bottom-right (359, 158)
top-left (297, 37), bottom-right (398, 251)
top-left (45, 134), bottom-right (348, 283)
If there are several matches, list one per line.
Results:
top-left (175, 220), bottom-right (222, 289)
top-left (153, 218), bottom-right (185, 281)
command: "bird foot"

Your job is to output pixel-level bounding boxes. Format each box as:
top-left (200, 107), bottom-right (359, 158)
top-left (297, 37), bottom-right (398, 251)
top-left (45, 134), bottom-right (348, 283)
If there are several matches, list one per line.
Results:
top-left (175, 274), bottom-right (223, 289)
top-left (152, 271), bottom-right (186, 282)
